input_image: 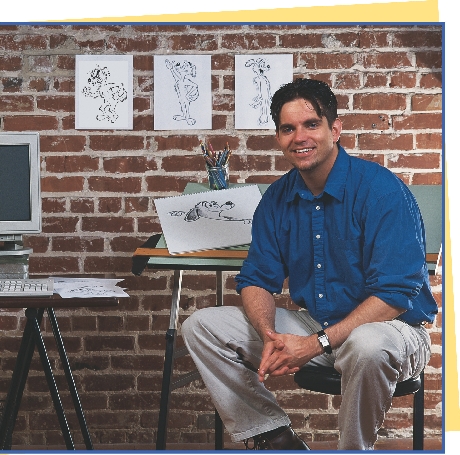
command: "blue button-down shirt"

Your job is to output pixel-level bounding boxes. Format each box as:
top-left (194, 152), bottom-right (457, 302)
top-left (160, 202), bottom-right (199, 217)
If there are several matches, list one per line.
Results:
top-left (235, 147), bottom-right (438, 327)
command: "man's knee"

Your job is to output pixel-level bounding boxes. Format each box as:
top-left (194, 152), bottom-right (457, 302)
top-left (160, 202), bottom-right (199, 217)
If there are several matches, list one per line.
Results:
top-left (338, 322), bottom-right (398, 367)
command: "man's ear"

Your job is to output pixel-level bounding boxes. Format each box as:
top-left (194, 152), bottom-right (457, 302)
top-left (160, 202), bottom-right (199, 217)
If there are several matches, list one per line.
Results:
top-left (332, 118), bottom-right (342, 143)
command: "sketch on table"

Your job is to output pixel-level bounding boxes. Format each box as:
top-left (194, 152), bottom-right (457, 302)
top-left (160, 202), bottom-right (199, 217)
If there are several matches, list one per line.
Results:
top-left (154, 185), bottom-right (262, 254)
top-left (169, 200), bottom-right (253, 224)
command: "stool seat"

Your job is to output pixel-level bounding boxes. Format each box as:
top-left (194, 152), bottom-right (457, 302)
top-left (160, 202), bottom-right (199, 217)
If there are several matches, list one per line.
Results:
top-left (293, 365), bottom-right (424, 450)
top-left (293, 365), bottom-right (422, 396)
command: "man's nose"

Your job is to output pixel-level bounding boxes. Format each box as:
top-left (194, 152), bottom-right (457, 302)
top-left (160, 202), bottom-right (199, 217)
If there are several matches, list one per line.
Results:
top-left (293, 126), bottom-right (310, 143)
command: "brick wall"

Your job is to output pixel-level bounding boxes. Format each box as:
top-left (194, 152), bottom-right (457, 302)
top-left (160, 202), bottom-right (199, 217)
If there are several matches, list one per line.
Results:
top-left (0, 24), bottom-right (442, 447)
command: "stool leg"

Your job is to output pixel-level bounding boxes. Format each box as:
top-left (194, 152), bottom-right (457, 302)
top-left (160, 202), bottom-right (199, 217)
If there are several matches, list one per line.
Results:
top-left (413, 371), bottom-right (424, 450)
top-left (215, 410), bottom-right (224, 450)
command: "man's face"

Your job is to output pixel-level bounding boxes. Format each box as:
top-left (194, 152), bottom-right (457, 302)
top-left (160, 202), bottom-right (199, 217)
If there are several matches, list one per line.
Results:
top-left (275, 98), bottom-right (342, 179)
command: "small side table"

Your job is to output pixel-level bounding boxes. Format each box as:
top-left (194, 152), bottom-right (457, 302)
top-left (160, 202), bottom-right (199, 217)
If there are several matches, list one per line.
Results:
top-left (0, 292), bottom-right (120, 450)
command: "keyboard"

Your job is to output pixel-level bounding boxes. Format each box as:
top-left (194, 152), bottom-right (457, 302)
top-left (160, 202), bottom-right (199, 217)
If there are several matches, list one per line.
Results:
top-left (0, 278), bottom-right (54, 297)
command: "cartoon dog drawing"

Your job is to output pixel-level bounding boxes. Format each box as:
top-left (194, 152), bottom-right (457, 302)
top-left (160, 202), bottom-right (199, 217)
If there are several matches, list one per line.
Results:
top-left (82, 66), bottom-right (128, 123)
top-left (245, 58), bottom-right (272, 125)
top-left (165, 59), bottom-right (199, 126)
top-left (169, 201), bottom-right (252, 224)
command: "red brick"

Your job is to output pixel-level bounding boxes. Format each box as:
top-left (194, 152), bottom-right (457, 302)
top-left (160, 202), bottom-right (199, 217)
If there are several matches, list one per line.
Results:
top-left (411, 94), bottom-right (442, 111)
top-left (41, 176), bottom-right (84, 193)
top-left (103, 156), bottom-right (157, 174)
top-left (416, 133), bottom-right (442, 149)
top-left (89, 135), bottom-right (145, 151)
top-left (41, 216), bottom-right (79, 234)
top-left (279, 33), bottom-right (323, 48)
top-left (221, 33), bottom-right (276, 50)
top-left (3, 115), bottom-right (59, 131)
top-left (361, 52), bottom-right (412, 69)
top-left (0, 95), bottom-right (34, 111)
top-left (393, 113), bottom-right (442, 130)
top-left (169, 34), bottom-right (218, 51)
top-left (40, 135), bottom-right (86, 153)
top-left (82, 216), bottom-right (134, 233)
top-left (364, 73), bottom-right (388, 88)
top-left (392, 30), bottom-right (442, 48)
top-left (52, 237), bottom-right (104, 252)
top-left (341, 113), bottom-right (390, 131)
top-left (0, 55), bottom-right (22, 71)
top-left (354, 93), bottom-right (406, 111)
top-left (45, 156), bottom-right (99, 173)
top-left (416, 51), bottom-right (442, 69)
top-left (107, 36), bottom-right (159, 52)
top-left (37, 95), bottom-right (74, 112)
top-left (88, 177), bottom-right (142, 193)
top-left (358, 133), bottom-right (413, 151)
top-left (388, 153), bottom-right (440, 169)
top-left (389, 72), bottom-right (417, 88)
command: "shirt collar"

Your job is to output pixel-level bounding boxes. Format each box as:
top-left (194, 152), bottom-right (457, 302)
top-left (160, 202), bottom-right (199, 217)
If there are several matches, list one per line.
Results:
top-left (286, 145), bottom-right (350, 203)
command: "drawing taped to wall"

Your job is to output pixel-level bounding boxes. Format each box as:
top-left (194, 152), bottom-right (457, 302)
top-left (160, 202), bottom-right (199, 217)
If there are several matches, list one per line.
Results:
top-left (75, 55), bottom-right (133, 130)
top-left (154, 55), bottom-right (212, 130)
top-left (235, 54), bottom-right (293, 129)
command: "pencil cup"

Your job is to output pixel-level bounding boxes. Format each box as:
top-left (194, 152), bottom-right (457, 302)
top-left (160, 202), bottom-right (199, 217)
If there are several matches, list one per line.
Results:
top-left (206, 164), bottom-right (229, 190)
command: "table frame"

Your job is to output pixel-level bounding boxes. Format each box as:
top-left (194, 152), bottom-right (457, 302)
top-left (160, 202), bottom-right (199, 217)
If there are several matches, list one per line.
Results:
top-left (140, 246), bottom-right (245, 450)
top-left (0, 294), bottom-right (119, 450)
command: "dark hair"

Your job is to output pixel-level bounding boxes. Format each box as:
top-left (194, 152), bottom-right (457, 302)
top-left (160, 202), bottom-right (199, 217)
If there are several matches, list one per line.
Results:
top-left (270, 78), bottom-right (338, 131)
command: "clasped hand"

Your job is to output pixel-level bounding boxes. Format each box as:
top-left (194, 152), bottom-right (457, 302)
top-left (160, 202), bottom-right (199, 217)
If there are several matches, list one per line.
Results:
top-left (257, 330), bottom-right (318, 382)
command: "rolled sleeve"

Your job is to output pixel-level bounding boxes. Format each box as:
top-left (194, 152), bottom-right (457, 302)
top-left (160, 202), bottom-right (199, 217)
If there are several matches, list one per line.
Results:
top-left (235, 194), bottom-right (287, 295)
top-left (363, 188), bottom-right (427, 312)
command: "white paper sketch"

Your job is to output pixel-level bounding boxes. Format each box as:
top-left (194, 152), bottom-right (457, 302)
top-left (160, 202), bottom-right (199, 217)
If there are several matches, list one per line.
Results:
top-left (75, 55), bottom-right (133, 130)
top-left (235, 54), bottom-right (293, 130)
top-left (154, 185), bottom-right (262, 254)
top-left (154, 55), bottom-right (212, 130)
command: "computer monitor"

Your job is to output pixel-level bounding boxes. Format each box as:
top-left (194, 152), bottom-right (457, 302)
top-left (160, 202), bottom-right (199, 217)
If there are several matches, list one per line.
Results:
top-left (0, 132), bottom-right (41, 255)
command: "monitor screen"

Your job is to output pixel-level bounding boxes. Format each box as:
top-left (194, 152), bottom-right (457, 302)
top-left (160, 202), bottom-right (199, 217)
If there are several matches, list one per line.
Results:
top-left (0, 133), bottom-right (41, 238)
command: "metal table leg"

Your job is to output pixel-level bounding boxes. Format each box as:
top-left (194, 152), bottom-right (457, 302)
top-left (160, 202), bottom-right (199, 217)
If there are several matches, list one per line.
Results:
top-left (0, 308), bottom-right (44, 449)
top-left (156, 269), bottom-right (183, 450)
top-left (29, 308), bottom-right (75, 450)
top-left (47, 308), bottom-right (93, 449)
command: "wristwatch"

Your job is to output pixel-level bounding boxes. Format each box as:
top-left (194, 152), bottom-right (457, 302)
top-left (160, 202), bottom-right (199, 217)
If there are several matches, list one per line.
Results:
top-left (317, 330), bottom-right (332, 354)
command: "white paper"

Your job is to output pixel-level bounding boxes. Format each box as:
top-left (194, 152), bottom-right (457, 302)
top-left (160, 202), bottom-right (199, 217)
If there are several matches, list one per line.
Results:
top-left (154, 55), bottom-right (212, 130)
top-left (154, 185), bottom-right (262, 254)
top-left (53, 277), bottom-right (129, 298)
top-left (75, 55), bottom-right (133, 130)
top-left (235, 54), bottom-right (293, 129)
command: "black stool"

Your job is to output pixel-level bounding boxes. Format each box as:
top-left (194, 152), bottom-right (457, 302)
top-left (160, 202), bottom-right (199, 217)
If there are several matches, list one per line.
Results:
top-left (294, 365), bottom-right (424, 450)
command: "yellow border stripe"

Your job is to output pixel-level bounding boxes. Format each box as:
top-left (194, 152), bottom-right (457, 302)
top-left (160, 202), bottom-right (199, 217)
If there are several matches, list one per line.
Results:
top-left (55, 1), bottom-right (439, 22)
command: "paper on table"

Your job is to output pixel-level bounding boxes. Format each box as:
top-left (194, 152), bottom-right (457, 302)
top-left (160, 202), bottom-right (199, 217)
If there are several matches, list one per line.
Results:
top-left (154, 185), bottom-right (262, 255)
top-left (53, 277), bottom-right (129, 298)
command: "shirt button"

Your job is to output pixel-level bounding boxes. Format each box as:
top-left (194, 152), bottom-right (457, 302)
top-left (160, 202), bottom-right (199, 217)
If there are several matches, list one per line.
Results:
top-left (316, 234), bottom-right (321, 239)
top-left (316, 205), bottom-right (321, 210)
top-left (317, 263), bottom-right (322, 268)
top-left (324, 321), bottom-right (329, 327)
top-left (318, 294), bottom-right (323, 298)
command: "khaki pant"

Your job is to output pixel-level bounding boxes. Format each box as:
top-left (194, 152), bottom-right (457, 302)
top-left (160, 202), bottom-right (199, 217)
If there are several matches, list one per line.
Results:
top-left (181, 306), bottom-right (431, 450)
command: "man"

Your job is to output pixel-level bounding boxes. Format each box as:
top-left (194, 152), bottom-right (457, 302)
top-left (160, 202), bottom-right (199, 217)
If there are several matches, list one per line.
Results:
top-left (182, 78), bottom-right (437, 450)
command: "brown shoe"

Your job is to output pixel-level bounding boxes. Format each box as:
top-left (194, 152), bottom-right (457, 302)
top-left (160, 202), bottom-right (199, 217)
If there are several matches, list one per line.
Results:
top-left (245, 427), bottom-right (311, 450)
